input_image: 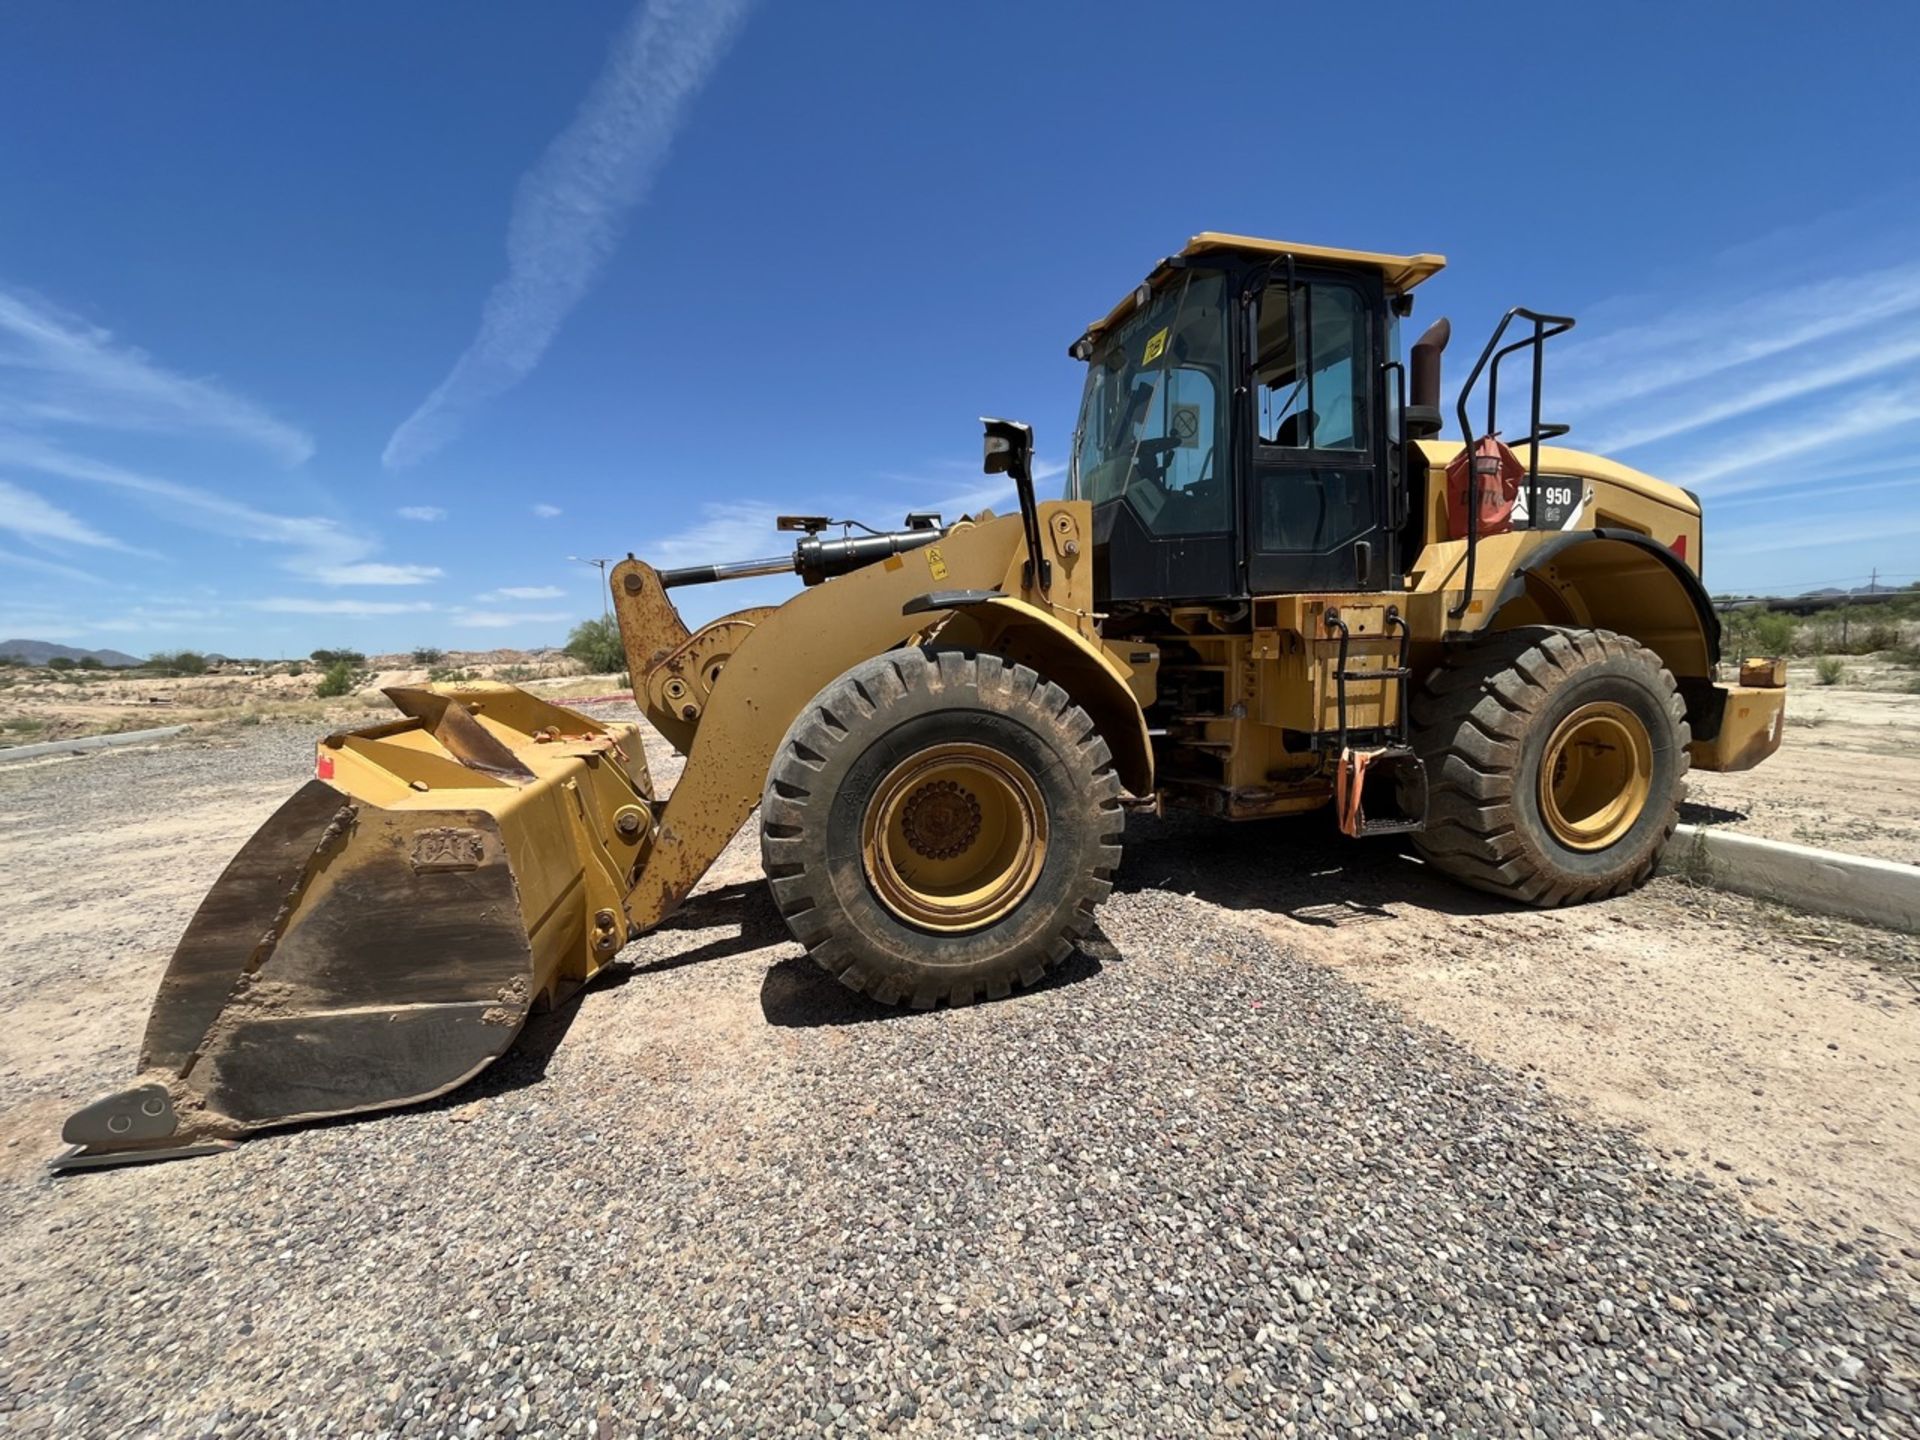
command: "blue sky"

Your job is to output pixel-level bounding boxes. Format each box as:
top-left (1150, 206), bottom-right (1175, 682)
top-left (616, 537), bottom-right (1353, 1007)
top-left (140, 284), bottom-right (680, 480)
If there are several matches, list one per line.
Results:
top-left (2, 2), bottom-right (1917, 657)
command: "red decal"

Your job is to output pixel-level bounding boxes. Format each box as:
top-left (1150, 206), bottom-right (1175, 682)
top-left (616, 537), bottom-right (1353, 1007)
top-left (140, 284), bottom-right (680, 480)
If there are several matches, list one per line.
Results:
top-left (316, 752), bottom-right (335, 780)
top-left (1669, 534), bottom-right (1688, 560)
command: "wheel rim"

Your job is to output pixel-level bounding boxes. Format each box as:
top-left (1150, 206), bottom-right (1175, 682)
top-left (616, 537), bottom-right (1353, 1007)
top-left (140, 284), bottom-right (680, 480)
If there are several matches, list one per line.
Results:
top-left (1538, 700), bottom-right (1654, 852)
top-left (861, 742), bottom-right (1048, 932)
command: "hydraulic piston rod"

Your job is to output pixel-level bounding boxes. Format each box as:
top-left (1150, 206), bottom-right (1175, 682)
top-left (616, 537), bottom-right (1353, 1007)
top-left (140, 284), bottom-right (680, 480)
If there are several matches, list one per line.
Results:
top-left (657, 524), bottom-right (945, 590)
top-left (658, 556), bottom-right (792, 588)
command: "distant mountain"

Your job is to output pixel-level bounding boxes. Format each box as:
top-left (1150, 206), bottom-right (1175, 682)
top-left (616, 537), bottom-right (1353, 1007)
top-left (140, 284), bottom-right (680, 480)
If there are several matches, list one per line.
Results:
top-left (0, 639), bottom-right (143, 667)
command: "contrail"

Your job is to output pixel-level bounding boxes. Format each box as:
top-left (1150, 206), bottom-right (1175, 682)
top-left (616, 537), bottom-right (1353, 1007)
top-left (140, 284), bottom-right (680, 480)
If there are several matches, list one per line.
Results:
top-left (383, 0), bottom-right (755, 469)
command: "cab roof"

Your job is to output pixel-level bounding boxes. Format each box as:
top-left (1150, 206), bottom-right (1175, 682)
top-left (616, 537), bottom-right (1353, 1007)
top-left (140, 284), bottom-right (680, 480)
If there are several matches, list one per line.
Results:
top-left (1077, 233), bottom-right (1447, 348)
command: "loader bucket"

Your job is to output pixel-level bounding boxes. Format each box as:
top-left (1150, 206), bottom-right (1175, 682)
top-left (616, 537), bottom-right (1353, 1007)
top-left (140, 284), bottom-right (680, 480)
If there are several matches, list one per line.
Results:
top-left (56, 684), bottom-right (654, 1171)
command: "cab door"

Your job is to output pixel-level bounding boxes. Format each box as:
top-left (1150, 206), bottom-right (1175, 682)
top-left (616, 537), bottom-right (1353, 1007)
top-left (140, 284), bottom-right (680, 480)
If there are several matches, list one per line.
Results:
top-left (1243, 271), bottom-right (1390, 593)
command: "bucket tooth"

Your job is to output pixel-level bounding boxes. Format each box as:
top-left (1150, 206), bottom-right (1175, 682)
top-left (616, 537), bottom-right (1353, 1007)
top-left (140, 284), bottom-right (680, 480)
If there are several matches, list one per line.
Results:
top-left (52, 1083), bottom-right (235, 1173)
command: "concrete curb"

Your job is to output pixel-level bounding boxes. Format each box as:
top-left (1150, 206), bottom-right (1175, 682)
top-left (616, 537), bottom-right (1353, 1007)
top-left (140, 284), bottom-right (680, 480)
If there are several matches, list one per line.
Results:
top-left (1660, 823), bottom-right (1920, 934)
top-left (0, 724), bottom-right (190, 764)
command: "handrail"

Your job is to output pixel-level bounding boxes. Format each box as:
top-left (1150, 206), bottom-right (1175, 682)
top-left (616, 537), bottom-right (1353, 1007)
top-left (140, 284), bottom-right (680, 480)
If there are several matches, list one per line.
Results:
top-left (1449, 307), bottom-right (1575, 619)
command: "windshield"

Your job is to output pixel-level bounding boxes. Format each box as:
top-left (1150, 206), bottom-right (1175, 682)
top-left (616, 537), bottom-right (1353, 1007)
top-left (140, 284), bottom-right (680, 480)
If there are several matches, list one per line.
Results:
top-left (1070, 270), bottom-right (1231, 536)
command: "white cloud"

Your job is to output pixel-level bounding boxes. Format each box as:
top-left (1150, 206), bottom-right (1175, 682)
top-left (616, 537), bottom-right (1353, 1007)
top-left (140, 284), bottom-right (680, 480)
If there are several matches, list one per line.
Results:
top-left (87, 606), bottom-right (227, 634)
top-left (1713, 507), bottom-right (1920, 558)
top-left (1555, 257), bottom-right (1920, 417)
top-left (257, 598), bottom-right (437, 616)
top-left (876, 456), bottom-right (1068, 522)
top-left (485, 585), bottom-right (565, 600)
top-left (0, 432), bottom-right (437, 584)
top-left (397, 505), bottom-right (447, 521)
top-left (0, 546), bottom-right (99, 584)
top-left (313, 563), bottom-right (445, 586)
top-left (382, 0), bottom-right (756, 468)
top-left (0, 284), bottom-right (313, 464)
top-left (0, 477), bottom-right (136, 551)
top-left (1584, 330), bottom-right (1920, 455)
top-left (531, 503), bottom-right (563, 518)
top-left (453, 609), bottom-right (571, 628)
top-left (1672, 384), bottom-right (1920, 492)
top-left (646, 501), bottom-right (782, 565)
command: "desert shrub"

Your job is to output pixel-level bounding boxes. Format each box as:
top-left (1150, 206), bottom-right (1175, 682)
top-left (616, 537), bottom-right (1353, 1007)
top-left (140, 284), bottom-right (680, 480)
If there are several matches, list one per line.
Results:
top-left (310, 648), bottom-right (365, 667)
top-left (78, 656), bottom-right (103, 670)
top-left (0, 655), bottom-right (20, 667)
top-left (314, 660), bottom-right (358, 698)
top-left (1721, 608), bottom-right (1798, 661)
top-left (411, 647), bottom-right (445, 666)
top-left (1814, 655), bottom-right (1845, 686)
top-left (1848, 621), bottom-right (1902, 655)
top-left (47, 656), bottom-right (75, 670)
top-left (496, 664), bottom-right (536, 683)
top-left (149, 650), bottom-right (209, 676)
top-left (284, 662), bottom-right (305, 677)
top-left (564, 617), bottom-right (625, 674)
top-left (428, 665), bottom-right (477, 684)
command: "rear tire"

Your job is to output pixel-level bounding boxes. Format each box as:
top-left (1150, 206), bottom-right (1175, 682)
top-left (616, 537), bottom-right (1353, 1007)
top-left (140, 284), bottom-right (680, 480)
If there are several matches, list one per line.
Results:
top-left (760, 648), bottom-right (1124, 1006)
top-left (1409, 627), bottom-right (1689, 905)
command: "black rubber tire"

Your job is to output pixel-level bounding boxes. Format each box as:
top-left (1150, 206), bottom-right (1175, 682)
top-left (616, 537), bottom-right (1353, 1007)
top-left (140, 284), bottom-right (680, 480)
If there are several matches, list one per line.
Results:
top-left (1409, 626), bottom-right (1690, 906)
top-left (760, 648), bottom-right (1125, 1007)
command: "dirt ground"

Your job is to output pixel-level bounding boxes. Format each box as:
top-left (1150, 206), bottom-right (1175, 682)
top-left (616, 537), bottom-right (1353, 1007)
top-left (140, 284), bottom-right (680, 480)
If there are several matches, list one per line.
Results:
top-left (0, 654), bottom-right (619, 744)
top-left (1686, 657), bottom-right (1920, 864)
top-left (4, 704), bottom-right (1916, 1282)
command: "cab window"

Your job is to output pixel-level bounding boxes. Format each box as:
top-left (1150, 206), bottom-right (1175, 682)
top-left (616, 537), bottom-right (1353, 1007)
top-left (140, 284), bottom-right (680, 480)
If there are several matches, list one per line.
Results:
top-left (1254, 282), bottom-right (1369, 452)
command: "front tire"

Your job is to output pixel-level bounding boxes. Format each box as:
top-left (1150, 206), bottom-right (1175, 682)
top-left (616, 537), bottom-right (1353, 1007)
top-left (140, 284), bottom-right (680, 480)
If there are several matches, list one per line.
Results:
top-left (1410, 627), bottom-right (1689, 905)
top-left (760, 649), bottom-right (1124, 1007)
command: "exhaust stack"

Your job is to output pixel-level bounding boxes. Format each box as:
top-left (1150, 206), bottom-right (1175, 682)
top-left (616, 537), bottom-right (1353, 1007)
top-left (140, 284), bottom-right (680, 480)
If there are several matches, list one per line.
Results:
top-left (1406, 317), bottom-right (1450, 441)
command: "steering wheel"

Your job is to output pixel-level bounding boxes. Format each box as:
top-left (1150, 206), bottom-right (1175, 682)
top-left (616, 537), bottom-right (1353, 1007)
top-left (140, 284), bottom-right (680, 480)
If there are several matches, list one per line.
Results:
top-left (1128, 436), bottom-right (1183, 486)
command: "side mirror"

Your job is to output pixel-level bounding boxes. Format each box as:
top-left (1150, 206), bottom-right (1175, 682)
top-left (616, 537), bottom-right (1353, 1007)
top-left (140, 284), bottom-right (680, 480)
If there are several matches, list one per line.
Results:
top-left (980, 417), bottom-right (1034, 481)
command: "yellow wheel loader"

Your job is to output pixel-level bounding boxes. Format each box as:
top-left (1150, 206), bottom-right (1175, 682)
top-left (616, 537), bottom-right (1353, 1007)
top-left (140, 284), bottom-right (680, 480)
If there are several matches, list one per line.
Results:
top-left (58, 233), bottom-right (1788, 1169)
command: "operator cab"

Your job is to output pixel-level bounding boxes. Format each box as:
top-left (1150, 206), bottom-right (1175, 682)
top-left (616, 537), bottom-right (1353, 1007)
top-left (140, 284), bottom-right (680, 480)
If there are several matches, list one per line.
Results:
top-left (1068, 234), bottom-right (1445, 606)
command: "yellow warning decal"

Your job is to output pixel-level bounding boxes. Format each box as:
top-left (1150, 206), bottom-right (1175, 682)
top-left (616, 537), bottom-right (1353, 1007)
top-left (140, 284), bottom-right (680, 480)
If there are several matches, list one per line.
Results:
top-left (1141, 327), bottom-right (1169, 366)
top-left (926, 546), bottom-right (949, 581)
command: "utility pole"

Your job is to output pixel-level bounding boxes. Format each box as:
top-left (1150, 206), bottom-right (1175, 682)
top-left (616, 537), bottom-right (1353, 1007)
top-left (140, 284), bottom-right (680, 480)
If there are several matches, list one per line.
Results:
top-left (568, 556), bottom-right (616, 621)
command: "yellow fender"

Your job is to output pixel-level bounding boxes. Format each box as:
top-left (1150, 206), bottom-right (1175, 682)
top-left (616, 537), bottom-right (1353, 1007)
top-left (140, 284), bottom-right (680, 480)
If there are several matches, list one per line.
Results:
top-left (923, 593), bottom-right (1155, 800)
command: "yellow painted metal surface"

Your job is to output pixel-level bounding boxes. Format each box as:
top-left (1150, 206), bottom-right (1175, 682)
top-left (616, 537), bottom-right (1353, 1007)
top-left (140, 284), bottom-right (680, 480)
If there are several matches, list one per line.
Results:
top-left (1083, 233), bottom-right (1445, 343)
top-left (598, 501), bottom-right (1158, 934)
top-left (860, 742), bottom-right (1049, 932)
top-left (1411, 441), bottom-right (1703, 576)
top-left (1182, 233), bottom-right (1445, 289)
top-left (933, 593), bottom-right (1155, 798)
top-left (1690, 684), bottom-right (1787, 772)
top-left (1538, 701), bottom-right (1655, 850)
top-left (317, 684), bottom-right (653, 1004)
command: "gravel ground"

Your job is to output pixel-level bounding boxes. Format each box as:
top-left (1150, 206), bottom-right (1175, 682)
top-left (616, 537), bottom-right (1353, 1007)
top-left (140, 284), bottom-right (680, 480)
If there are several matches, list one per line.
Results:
top-left (1, 723), bottom-right (1917, 1437)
